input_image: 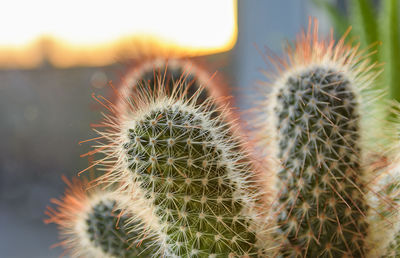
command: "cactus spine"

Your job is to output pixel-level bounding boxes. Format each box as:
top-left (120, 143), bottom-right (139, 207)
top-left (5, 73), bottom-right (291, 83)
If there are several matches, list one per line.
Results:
top-left (261, 20), bottom-right (380, 257)
top-left (44, 177), bottom-right (152, 257)
top-left (366, 154), bottom-right (400, 257)
top-left (94, 77), bottom-right (265, 257)
top-left (117, 59), bottom-right (231, 116)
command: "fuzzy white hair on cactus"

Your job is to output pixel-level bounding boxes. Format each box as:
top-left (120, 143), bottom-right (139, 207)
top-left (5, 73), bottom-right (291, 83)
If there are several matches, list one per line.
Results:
top-left (114, 58), bottom-right (232, 118)
top-left (366, 142), bottom-right (400, 257)
top-left (44, 176), bottom-right (155, 257)
top-left (83, 64), bottom-right (271, 257)
top-left (257, 17), bottom-right (383, 257)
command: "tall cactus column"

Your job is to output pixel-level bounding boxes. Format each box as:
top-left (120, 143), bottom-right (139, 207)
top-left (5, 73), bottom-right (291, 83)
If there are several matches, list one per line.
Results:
top-left (274, 66), bottom-right (367, 257)
top-left (262, 20), bottom-right (378, 257)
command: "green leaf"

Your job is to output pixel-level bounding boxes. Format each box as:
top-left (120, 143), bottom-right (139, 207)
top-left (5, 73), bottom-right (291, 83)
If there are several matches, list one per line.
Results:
top-left (380, 0), bottom-right (400, 102)
top-left (349, 0), bottom-right (379, 62)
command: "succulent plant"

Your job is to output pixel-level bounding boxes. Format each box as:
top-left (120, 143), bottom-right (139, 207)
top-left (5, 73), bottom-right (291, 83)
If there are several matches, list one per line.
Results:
top-left (45, 17), bottom-right (400, 258)
top-left (387, 225), bottom-right (400, 258)
top-left (366, 151), bottom-right (400, 257)
top-left (90, 75), bottom-right (268, 257)
top-left (116, 58), bottom-right (232, 117)
top-left (44, 176), bottom-right (153, 257)
top-left (258, 19), bottom-right (381, 257)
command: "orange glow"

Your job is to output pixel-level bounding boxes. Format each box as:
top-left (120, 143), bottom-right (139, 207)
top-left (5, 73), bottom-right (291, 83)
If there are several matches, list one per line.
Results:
top-left (0, 0), bottom-right (237, 68)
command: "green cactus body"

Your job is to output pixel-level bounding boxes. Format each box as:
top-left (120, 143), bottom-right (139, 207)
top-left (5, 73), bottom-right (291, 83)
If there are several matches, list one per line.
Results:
top-left (260, 20), bottom-right (380, 257)
top-left (139, 62), bottom-right (209, 105)
top-left (118, 59), bottom-right (230, 117)
top-left (87, 58), bottom-right (265, 256)
top-left (85, 197), bottom-right (152, 257)
top-left (272, 66), bottom-right (368, 257)
top-left (97, 77), bottom-right (265, 257)
top-left (44, 178), bottom-right (152, 257)
top-left (367, 157), bottom-right (400, 258)
top-left (123, 99), bottom-right (259, 257)
top-left (385, 205), bottom-right (400, 258)
top-left (387, 234), bottom-right (400, 258)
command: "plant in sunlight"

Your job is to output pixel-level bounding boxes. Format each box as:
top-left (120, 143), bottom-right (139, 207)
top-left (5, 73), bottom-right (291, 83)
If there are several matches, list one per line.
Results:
top-left (91, 78), bottom-right (269, 257)
top-left (44, 13), bottom-right (400, 258)
top-left (366, 155), bottom-right (400, 257)
top-left (256, 18), bottom-right (400, 257)
top-left (44, 176), bottom-right (155, 257)
top-left (116, 58), bottom-right (232, 113)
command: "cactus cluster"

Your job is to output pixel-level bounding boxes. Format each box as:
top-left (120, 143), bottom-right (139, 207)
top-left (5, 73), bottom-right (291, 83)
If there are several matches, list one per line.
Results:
top-left (46, 58), bottom-right (268, 257)
top-left (105, 81), bottom-right (265, 257)
top-left (45, 19), bottom-right (400, 258)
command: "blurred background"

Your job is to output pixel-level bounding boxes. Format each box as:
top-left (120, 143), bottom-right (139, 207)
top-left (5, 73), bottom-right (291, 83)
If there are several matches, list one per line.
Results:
top-left (1, 0), bottom-right (396, 257)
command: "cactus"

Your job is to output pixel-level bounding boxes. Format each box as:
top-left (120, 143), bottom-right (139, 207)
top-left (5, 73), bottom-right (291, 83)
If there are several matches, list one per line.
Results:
top-left (388, 235), bottom-right (400, 258)
top-left (387, 226), bottom-right (400, 258)
top-left (92, 78), bottom-right (267, 257)
top-left (385, 160), bottom-right (400, 257)
top-left (44, 176), bottom-right (154, 257)
top-left (117, 58), bottom-right (231, 117)
top-left (366, 153), bottom-right (400, 257)
top-left (260, 20), bottom-right (380, 257)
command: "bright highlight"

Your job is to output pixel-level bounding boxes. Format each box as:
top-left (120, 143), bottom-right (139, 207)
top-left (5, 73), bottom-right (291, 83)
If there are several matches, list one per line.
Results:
top-left (0, 0), bottom-right (237, 68)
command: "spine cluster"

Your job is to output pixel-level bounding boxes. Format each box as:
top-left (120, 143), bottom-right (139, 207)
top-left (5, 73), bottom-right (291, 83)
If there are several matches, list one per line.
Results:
top-left (46, 58), bottom-right (267, 257)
